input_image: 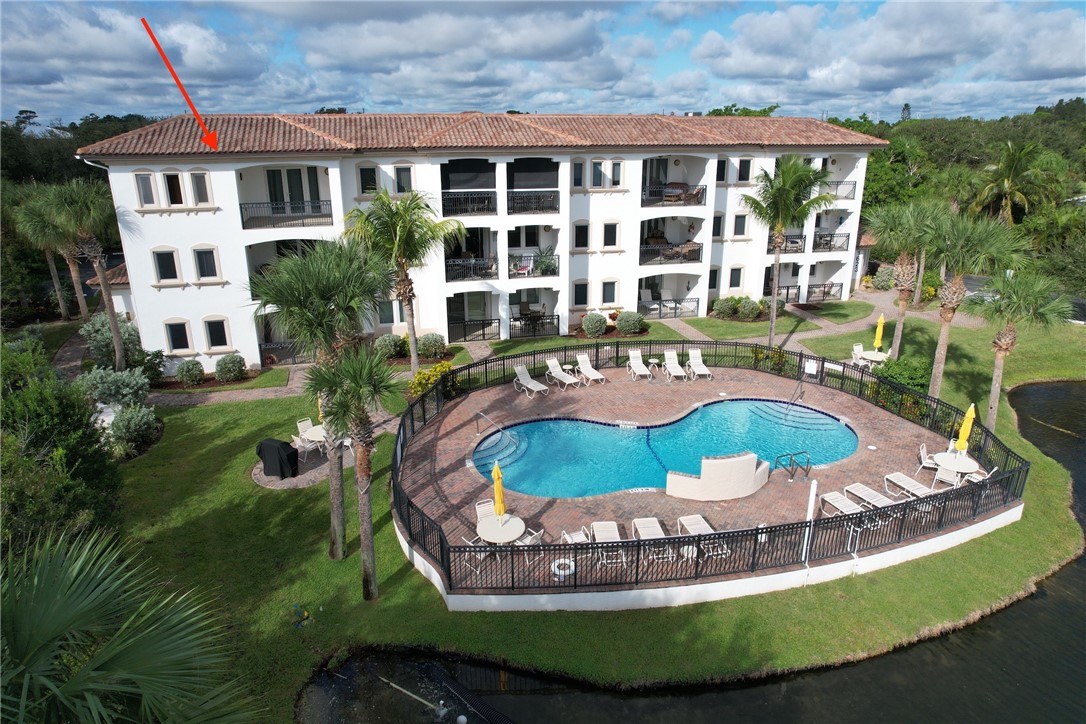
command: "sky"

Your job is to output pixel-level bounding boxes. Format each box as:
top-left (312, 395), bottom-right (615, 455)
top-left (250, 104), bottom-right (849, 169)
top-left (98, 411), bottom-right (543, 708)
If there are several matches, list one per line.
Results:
top-left (2, 1), bottom-right (1084, 126)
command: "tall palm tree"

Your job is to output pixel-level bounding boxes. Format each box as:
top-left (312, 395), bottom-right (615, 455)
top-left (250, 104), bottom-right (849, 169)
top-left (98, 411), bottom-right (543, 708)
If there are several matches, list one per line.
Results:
top-left (863, 203), bottom-right (919, 359)
top-left (925, 213), bottom-right (1031, 399)
top-left (924, 166), bottom-right (980, 305)
top-left (3, 182), bottom-right (71, 321)
top-left (248, 237), bottom-right (392, 561)
top-left (742, 155), bottom-right (834, 347)
top-left (2, 529), bottom-right (256, 722)
top-left (344, 191), bottom-right (465, 374)
top-left (963, 271), bottom-right (1072, 428)
top-left (970, 141), bottom-right (1061, 225)
top-left (13, 185), bottom-right (89, 322)
top-left (304, 345), bottom-right (398, 600)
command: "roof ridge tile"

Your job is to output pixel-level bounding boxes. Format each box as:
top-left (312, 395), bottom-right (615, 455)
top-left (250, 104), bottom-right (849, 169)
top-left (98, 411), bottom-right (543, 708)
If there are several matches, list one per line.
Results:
top-left (273, 114), bottom-right (355, 150)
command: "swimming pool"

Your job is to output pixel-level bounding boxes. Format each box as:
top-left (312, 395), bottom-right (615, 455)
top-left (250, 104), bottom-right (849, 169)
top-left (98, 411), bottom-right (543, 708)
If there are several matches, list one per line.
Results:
top-left (472, 399), bottom-right (857, 498)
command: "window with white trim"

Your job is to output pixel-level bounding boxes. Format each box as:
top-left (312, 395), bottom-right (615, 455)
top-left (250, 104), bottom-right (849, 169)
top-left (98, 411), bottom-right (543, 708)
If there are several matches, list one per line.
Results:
top-left (715, 160), bottom-right (728, 183)
top-left (610, 161), bottom-right (622, 187)
top-left (135, 173), bottom-right (156, 207)
top-left (359, 166), bottom-right (378, 195)
top-left (394, 166), bottom-right (412, 193)
top-left (190, 172), bottom-right (211, 205)
top-left (602, 222), bottom-right (618, 247)
top-left (591, 160), bottom-right (605, 188)
top-left (573, 223), bottom-right (589, 249)
top-left (163, 172), bottom-right (184, 206)
top-left (737, 159), bottom-right (752, 183)
top-left (733, 214), bottom-right (747, 237)
top-left (378, 300), bottom-right (405, 325)
top-left (164, 320), bottom-right (192, 353)
top-left (193, 247), bottom-right (220, 281)
top-left (573, 282), bottom-right (588, 307)
top-left (602, 280), bottom-right (617, 305)
top-left (152, 249), bottom-right (181, 283)
top-left (709, 268), bottom-right (719, 290)
top-left (712, 215), bottom-right (723, 238)
top-left (572, 160), bottom-right (585, 189)
top-left (203, 317), bottom-right (231, 351)
top-left (729, 267), bottom-right (743, 288)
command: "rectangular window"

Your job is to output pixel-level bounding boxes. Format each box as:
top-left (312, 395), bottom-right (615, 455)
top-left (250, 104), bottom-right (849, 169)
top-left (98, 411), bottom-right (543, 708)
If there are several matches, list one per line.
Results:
top-left (791, 263), bottom-right (801, 278)
top-left (709, 269), bottom-right (719, 289)
top-left (153, 251), bottom-right (178, 281)
top-left (394, 166), bottom-right (412, 193)
top-left (738, 159), bottom-right (752, 183)
top-left (164, 173), bottom-right (184, 205)
top-left (574, 224), bottom-right (589, 249)
top-left (378, 300), bottom-right (395, 325)
top-left (166, 322), bottom-right (189, 352)
top-left (734, 214), bottom-right (747, 237)
top-left (729, 267), bottom-right (742, 288)
top-left (191, 173), bottom-right (210, 205)
top-left (136, 173), bottom-right (155, 207)
top-left (359, 167), bottom-right (377, 194)
top-left (573, 282), bottom-right (588, 307)
top-left (602, 281), bottom-right (616, 304)
top-left (507, 229), bottom-right (521, 249)
top-left (205, 320), bottom-right (228, 349)
top-left (712, 216), bottom-right (723, 238)
top-left (603, 223), bottom-right (617, 247)
top-left (524, 225), bottom-right (539, 248)
top-left (572, 161), bottom-right (584, 188)
top-left (194, 249), bottom-right (218, 279)
top-left (591, 161), bottom-right (604, 188)
top-left (716, 161), bottom-right (728, 183)
top-left (611, 162), bottom-right (622, 187)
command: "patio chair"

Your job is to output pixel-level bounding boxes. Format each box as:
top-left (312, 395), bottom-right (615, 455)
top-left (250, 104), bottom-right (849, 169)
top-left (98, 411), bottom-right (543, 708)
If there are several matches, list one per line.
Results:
top-left (660, 289), bottom-right (679, 312)
top-left (965, 465), bottom-right (997, 484)
top-left (545, 357), bottom-right (582, 390)
top-left (296, 417), bottom-right (313, 435)
top-left (560, 526), bottom-right (591, 545)
top-left (686, 348), bottom-right (713, 380)
top-left (915, 443), bottom-right (939, 477)
top-left (514, 527), bottom-right (545, 564)
top-left (575, 353), bottom-right (606, 385)
top-left (884, 472), bottom-right (936, 499)
top-left (850, 344), bottom-right (871, 369)
top-left (639, 289), bottom-right (660, 314)
top-left (663, 349), bottom-right (689, 383)
top-left (932, 466), bottom-right (961, 491)
top-left (291, 434), bottom-right (321, 462)
top-left (590, 521), bottom-right (628, 568)
top-left (626, 349), bottom-right (653, 380)
top-left (819, 491), bottom-right (864, 517)
top-left (513, 364), bottom-right (549, 399)
top-left (676, 514), bottom-right (730, 559)
top-left (476, 498), bottom-right (497, 524)
top-left (461, 535), bottom-right (492, 575)
top-left (632, 517), bottom-right (675, 563)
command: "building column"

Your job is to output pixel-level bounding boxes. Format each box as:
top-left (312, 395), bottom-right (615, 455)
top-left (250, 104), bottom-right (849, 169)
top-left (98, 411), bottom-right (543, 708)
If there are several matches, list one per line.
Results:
top-left (498, 291), bottom-right (511, 340)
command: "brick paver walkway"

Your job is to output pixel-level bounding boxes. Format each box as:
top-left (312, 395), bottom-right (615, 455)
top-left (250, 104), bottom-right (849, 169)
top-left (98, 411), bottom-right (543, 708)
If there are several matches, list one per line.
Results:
top-left (658, 317), bottom-right (712, 341)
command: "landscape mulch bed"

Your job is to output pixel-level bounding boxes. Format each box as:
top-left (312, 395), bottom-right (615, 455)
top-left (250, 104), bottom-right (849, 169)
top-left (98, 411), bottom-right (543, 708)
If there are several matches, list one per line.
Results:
top-left (153, 371), bottom-right (274, 391)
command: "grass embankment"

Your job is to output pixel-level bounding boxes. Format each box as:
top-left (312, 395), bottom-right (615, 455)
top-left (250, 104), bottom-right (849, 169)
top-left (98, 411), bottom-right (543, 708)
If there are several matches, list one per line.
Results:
top-left (489, 321), bottom-right (685, 356)
top-left (155, 368), bottom-right (290, 394)
top-left (121, 318), bottom-right (1085, 720)
top-left (801, 300), bottom-right (875, 324)
top-left (684, 312), bottom-right (819, 340)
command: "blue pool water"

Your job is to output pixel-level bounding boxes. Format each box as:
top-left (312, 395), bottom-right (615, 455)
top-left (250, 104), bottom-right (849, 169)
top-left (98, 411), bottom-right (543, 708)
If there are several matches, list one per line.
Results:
top-left (472, 399), bottom-right (858, 497)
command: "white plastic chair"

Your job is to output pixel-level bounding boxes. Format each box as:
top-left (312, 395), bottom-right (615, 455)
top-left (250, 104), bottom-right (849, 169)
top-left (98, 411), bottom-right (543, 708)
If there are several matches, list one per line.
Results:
top-left (545, 358), bottom-right (582, 390)
top-left (575, 353), bottom-right (606, 385)
top-left (626, 350), bottom-right (653, 380)
top-left (461, 535), bottom-right (492, 575)
top-left (291, 434), bottom-right (321, 462)
top-left (915, 443), bottom-right (938, 476)
top-left (514, 528), bottom-right (545, 563)
top-left (512, 364), bottom-right (549, 399)
top-left (663, 350), bottom-right (689, 383)
top-left (296, 417), bottom-right (313, 435)
top-left (965, 466), bottom-right (997, 484)
top-left (686, 349), bottom-right (713, 380)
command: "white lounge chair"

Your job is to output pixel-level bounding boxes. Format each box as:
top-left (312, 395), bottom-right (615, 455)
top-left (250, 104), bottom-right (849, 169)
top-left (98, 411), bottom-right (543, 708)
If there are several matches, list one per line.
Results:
top-left (545, 357), bottom-right (582, 390)
top-left (626, 349), bottom-right (653, 380)
top-left (676, 514), bottom-right (729, 559)
top-left (819, 491), bottom-right (864, 516)
top-left (513, 364), bottom-right (549, 399)
top-left (291, 434), bottom-right (321, 462)
top-left (686, 348), bottom-right (713, 380)
top-left (915, 443), bottom-right (938, 477)
top-left (574, 353), bottom-right (606, 385)
top-left (632, 517), bottom-right (675, 563)
top-left (844, 483), bottom-right (896, 509)
top-left (663, 350), bottom-right (688, 382)
top-left (590, 521), bottom-right (628, 568)
top-left (639, 289), bottom-right (660, 314)
top-left (884, 472), bottom-right (935, 499)
top-left (661, 289), bottom-right (679, 312)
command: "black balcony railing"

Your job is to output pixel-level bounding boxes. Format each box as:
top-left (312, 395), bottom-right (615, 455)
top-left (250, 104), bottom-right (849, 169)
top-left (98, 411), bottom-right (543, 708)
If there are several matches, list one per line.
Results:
top-left (510, 314), bottom-right (559, 339)
top-left (814, 233), bottom-right (850, 251)
top-left (389, 341), bottom-right (1030, 595)
top-left (639, 241), bottom-right (702, 265)
top-left (445, 257), bottom-right (498, 282)
top-left (637, 297), bottom-right (699, 319)
top-left (806, 283), bottom-right (844, 303)
top-left (240, 201), bottom-right (332, 230)
top-left (258, 340), bottom-right (313, 366)
top-left (508, 253), bottom-right (559, 278)
top-left (507, 190), bottom-right (560, 214)
top-left (767, 234), bottom-right (806, 254)
top-left (442, 191), bottom-right (497, 216)
top-left (641, 184), bottom-right (707, 207)
top-left (822, 181), bottom-right (857, 199)
top-left (448, 319), bottom-right (499, 343)
top-left (775, 286), bottom-right (802, 303)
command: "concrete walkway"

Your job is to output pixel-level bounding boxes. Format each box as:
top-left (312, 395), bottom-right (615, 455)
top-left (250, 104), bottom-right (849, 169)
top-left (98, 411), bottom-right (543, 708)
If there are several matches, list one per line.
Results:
top-left (53, 333), bottom-right (90, 381)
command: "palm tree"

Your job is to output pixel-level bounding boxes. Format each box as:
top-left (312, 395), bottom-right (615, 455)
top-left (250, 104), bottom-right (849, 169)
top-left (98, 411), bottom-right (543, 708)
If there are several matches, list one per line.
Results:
top-left (304, 345), bottom-right (398, 600)
top-left (925, 166), bottom-right (980, 305)
top-left (344, 191), bottom-right (465, 374)
top-left (863, 203), bottom-right (919, 359)
top-left (742, 155), bottom-right (834, 347)
top-left (925, 213), bottom-right (1032, 399)
top-left (2, 529), bottom-right (256, 721)
top-left (2, 182), bottom-right (71, 321)
top-left (971, 141), bottom-right (1061, 225)
top-left (964, 271), bottom-right (1072, 428)
top-left (248, 237), bottom-right (392, 561)
top-left (13, 184), bottom-right (90, 322)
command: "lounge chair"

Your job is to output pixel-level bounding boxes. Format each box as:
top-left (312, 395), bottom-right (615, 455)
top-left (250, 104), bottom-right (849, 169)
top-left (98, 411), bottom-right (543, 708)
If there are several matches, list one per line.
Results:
top-left (660, 289), bottom-right (678, 312)
top-left (626, 349), bottom-right (653, 380)
top-left (513, 364), bottom-right (549, 399)
top-left (676, 514), bottom-right (730, 558)
top-left (291, 434), bottom-right (321, 462)
top-left (590, 521), bottom-right (628, 568)
top-left (545, 357), bottom-right (582, 390)
top-left (844, 483), bottom-right (896, 509)
top-left (884, 472), bottom-right (935, 499)
top-left (663, 349), bottom-right (688, 382)
top-left (686, 348), bottom-right (713, 380)
top-left (965, 465), bottom-right (997, 484)
top-left (639, 289), bottom-right (660, 314)
top-left (514, 527), bottom-right (545, 563)
top-left (819, 491), bottom-right (864, 516)
top-left (915, 443), bottom-right (938, 477)
top-left (632, 517), bottom-right (675, 563)
top-left (575, 353), bottom-right (606, 385)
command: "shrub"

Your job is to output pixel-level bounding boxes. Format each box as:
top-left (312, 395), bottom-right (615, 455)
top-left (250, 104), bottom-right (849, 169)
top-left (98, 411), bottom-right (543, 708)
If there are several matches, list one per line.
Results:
top-left (407, 360), bottom-right (456, 398)
top-left (214, 354), bottom-right (247, 382)
top-left (174, 360), bottom-right (205, 387)
top-left (76, 367), bottom-right (149, 408)
top-left (615, 311), bottom-right (645, 335)
top-left (872, 357), bottom-right (932, 392)
top-left (79, 313), bottom-right (143, 369)
top-left (713, 296), bottom-right (742, 317)
top-left (374, 333), bottom-right (407, 360)
top-left (138, 349), bottom-right (166, 385)
top-left (920, 270), bottom-right (943, 302)
top-left (759, 297), bottom-right (785, 316)
top-left (737, 298), bottom-right (761, 321)
top-left (581, 312), bottom-right (607, 337)
top-left (417, 333), bottom-right (447, 360)
top-left (871, 266), bottom-right (895, 291)
top-left (108, 404), bottom-right (159, 458)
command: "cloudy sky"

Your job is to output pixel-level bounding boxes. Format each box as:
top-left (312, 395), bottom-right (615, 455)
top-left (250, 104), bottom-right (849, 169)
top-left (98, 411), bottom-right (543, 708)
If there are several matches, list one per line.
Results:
top-left (2, 1), bottom-right (1084, 126)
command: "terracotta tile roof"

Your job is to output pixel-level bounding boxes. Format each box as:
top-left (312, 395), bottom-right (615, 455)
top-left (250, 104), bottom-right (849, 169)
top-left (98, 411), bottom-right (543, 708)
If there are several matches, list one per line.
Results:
top-left (86, 262), bottom-right (129, 287)
top-left (77, 112), bottom-right (887, 158)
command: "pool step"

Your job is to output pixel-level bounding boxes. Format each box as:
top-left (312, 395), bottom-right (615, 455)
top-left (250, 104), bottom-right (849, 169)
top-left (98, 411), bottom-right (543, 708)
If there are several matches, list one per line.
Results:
top-left (473, 430), bottom-right (529, 469)
top-left (750, 402), bottom-right (840, 431)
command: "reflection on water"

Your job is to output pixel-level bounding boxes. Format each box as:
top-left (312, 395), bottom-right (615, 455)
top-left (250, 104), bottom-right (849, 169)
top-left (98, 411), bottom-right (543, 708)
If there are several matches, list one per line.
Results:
top-left (300, 383), bottom-right (1085, 723)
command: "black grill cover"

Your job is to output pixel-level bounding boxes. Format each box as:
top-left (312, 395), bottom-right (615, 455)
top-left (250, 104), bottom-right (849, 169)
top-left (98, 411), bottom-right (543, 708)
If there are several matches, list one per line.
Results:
top-left (257, 438), bottom-right (298, 479)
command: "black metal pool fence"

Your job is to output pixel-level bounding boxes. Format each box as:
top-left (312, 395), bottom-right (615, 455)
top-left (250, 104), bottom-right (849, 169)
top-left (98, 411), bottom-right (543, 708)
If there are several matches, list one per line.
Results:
top-left (390, 341), bottom-right (1029, 594)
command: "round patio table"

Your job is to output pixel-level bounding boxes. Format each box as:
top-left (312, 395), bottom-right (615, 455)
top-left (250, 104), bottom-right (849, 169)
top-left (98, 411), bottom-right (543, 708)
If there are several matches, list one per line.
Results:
top-left (476, 515), bottom-right (525, 544)
top-left (932, 452), bottom-right (980, 475)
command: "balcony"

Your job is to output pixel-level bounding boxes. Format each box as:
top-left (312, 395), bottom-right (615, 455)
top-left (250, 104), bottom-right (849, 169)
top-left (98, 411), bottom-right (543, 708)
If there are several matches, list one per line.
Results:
top-left (507, 190), bottom-right (559, 214)
top-left (448, 319), bottom-right (499, 343)
top-left (641, 183), bottom-right (706, 207)
top-left (637, 297), bottom-right (699, 319)
top-left (806, 283), bottom-right (844, 303)
top-left (240, 201), bottom-right (332, 230)
top-left (822, 181), bottom-right (857, 200)
top-left (639, 241), bottom-right (702, 265)
top-left (445, 257), bottom-right (498, 282)
top-left (813, 233), bottom-right (850, 252)
top-left (767, 234), bottom-right (806, 254)
top-left (441, 191), bottom-right (497, 217)
top-left (510, 314), bottom-right (559, 339)
top-left (508, 252), bottom-right (559, 278)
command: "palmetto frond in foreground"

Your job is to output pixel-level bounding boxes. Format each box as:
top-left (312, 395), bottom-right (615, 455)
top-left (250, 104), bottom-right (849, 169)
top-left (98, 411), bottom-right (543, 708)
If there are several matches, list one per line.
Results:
top-left (1, 529), bottom-right (257, 722)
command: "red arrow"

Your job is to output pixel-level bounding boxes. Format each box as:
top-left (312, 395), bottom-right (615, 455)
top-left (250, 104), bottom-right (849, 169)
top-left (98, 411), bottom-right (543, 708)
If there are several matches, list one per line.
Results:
top-left (141, 17), bottom-right (218, 151)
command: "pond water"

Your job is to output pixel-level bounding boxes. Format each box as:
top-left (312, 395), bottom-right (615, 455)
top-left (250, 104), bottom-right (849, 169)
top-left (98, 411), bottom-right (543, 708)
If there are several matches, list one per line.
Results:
top-left (298, 382), bottom-right (1085, 723)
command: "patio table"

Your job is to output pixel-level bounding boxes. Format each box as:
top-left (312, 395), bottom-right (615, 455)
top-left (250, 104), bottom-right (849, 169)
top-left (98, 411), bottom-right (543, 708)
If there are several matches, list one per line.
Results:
top-left (303, 425), bottom-right (326, 443)
top-left (477, 515), bottom-right (525, 544)
top-left (860, 350), bottom-right (889, 364)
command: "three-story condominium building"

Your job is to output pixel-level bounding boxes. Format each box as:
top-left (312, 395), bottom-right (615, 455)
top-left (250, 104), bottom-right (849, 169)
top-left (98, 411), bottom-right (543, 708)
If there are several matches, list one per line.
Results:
top-left (76, 112), bottom-right (887, 372)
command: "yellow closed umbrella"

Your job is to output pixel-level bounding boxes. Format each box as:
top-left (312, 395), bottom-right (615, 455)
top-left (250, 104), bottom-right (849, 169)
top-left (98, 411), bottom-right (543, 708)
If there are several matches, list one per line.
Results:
top-left (873, 314), bottom-right (886, 351)
top-left (956, 404), bottom-right (975, 453)
top-left (492, 461), bottom-right (506, 518)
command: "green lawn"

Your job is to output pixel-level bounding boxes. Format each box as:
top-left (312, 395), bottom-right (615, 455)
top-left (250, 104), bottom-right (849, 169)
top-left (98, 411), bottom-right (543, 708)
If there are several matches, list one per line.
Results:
top-left (489, 321), bottom-right (685, 356)
top-left (40, 320), bottom-right (83, 360)
top-left (155, 367), bottom-right (290, 393)
top-left (120, 319), bottom-right (1085, 720)
top-left (801, 300), bottom-right (875, 324)
top-left (684, 312), bottom-right (819, 340)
